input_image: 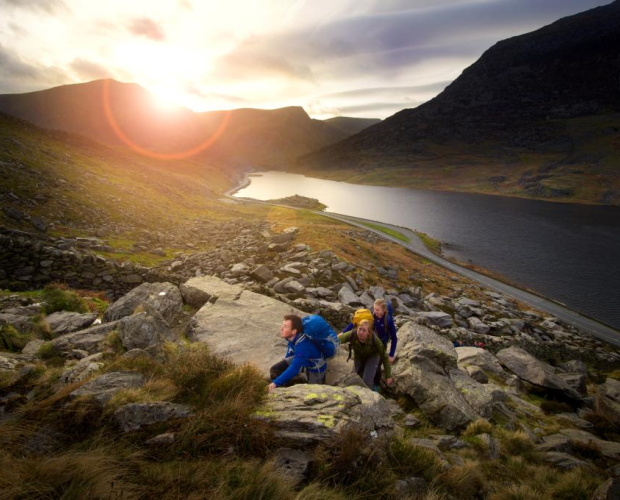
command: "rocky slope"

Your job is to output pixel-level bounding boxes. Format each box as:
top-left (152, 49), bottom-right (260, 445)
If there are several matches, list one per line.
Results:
top-left (299, 1), bottom-right (620, 204)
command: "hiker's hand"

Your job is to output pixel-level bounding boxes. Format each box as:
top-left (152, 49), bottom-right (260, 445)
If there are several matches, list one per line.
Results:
top-left (388, 356), bottom-right (395, 364)
top-left (386, 378), bottom-right (393, 386)
top-left (267, 383), bottom-right (276, 393)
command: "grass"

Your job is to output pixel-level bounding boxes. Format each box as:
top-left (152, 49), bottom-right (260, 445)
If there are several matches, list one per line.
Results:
top-left (415, 230), bottom-right (443, 255)
top-left (359, 221), bottom-right (410, 243)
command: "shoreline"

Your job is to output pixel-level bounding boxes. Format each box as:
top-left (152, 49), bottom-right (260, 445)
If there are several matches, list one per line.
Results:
top-left (222, 175), bottom-right (620, 345)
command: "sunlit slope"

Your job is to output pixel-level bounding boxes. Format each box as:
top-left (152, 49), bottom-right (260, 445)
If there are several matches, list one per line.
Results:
top-left (0, 111), bottom-right (236, 239)
top-left (298, 1), bottom-right (620, 205)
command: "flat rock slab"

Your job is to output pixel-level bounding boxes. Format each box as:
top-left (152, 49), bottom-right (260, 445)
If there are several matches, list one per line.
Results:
top-left (44, 311), bottom-right (97, 336)
top-left (496, 346), bottom-right (582, 402)
top-left (254, 384), bottom-right (394, 447)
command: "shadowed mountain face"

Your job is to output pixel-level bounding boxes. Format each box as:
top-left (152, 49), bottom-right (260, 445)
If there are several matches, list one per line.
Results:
top-left (0, 79), bottom-right (360, 167)
top-left (299, 1), bottom-right (620, 204)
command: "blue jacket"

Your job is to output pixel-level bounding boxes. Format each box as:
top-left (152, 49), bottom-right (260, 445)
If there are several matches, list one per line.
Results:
top-left (343, 311), bottom-right (398, 357)
top-left (272, 333), bottom-right (326, 387)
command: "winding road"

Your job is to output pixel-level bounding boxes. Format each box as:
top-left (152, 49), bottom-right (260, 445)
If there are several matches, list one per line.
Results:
top-left (227, 189), bottom-right (620, 348)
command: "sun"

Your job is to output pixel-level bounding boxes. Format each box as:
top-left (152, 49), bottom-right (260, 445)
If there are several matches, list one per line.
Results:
top-left (148, 85), bottom-right (185, 112)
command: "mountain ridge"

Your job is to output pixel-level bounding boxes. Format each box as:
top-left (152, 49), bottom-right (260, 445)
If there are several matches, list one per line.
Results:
top-left (298, 1), bottom-right (620, 205)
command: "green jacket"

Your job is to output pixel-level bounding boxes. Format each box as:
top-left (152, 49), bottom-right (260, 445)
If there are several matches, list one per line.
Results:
top-left (338, 330), bottom-right (392, 379)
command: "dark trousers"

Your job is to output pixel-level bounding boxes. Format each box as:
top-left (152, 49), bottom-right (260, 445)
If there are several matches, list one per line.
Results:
top-left (270, 358), bottom-right (325, 386)
top-left (354, 355), bottom-right (381, 389)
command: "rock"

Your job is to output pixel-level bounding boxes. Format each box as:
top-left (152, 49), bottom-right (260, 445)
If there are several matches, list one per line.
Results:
top-left (0, 313), bottom-right (34, 333)
top-left (591, 478), bottom-right (620, 500)
top-left (416, 311), bottom-right (454, 329)
top-left (557, 372), bottom-right (587, 396)
top-left (121, 349), bottom-right (154, 361)
top-left (254, 384), bottom-right (394, 447)
top-left (456, 347), bottom-right (507, 379)
top-left (338, 286), bottom-right (363, 307)
top-left (271, 228), bottom-right (298, 244)
top-left (69, 372), bottom-right (145, 406)
top-left (117, 310), bottom-right (175, 354)
top-left (44, 311), bottom-right (97, 337)
top-left (595, 378), bottom-right (620, 426)
top-left (559, 359), bottom-right (588, 375)
top-left (465, 365), bottom-right (489, 383)
top-left (541, 452), bottom-right (589, 469)
top-left (50, 320), bottom-right (121, 355)
top-left (274, 448), bottom-right (313, 487)
top-left (145, 433), bottom-right (176, 446)
top-left (21, 339), bottom-right (45, 356)
top-left (103, 282), bottom-right (183, 324)
top-left (394, 477), bottom-right (428, 497)
top-left (496, 347), bottom-right (583, 403)
top-left (114, 402), bottom-right (193, 432)
top-left (468, 317), bottom-right (490, 334)
top-left (403, 414), bottom-right (421, 428)
top-left (478, 433), bottom-right (500, 459)
top-left (391, 322), bottom-right (479, 431)
top-left (250, 265), bottom-right (274, 283)
top-left (60, 353), bottom-right (104, 383)
top-left (186, 278), bottom-right (306, 375)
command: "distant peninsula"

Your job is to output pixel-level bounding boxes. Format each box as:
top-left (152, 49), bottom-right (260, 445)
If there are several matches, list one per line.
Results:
top-left (266, 194), bottom-right (327, 211)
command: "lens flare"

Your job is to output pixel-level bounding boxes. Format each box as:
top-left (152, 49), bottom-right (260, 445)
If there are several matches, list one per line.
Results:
top-left (101, 79), bottom-right (230, 160)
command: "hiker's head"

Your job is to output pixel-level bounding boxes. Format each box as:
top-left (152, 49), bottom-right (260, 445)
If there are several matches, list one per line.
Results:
top-left (374, 299), bottom-right (387, 318)
top-left (356, 319), bottom-right (372, 342)
top-left (281, 314), bottom-right (303, 340)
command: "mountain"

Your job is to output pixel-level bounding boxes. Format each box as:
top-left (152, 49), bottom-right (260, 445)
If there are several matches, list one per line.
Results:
top-left (0, 79), bottom-right (354, 168)
top-left (299, 1), bottom-right (620, 204)
top-left (323, 116), bottom-right (381, 136)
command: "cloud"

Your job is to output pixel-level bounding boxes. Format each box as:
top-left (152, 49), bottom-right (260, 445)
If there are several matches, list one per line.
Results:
top-left (128, 17), bottom-right (166, 41)
top-left (214, 46), bottom-right (315, 82)
top-left (0, 44), bottom-right (38, 79)
top-left (183, 82), bottom-right (249, 104)
top-left (316, 82), bottom-right (450, 100)
top-left (2, 0), bottom-right (67, 14)
top-left (70, 58), bottom-right (113, 81)
top-left (0, 44), bottom-right (69, 94)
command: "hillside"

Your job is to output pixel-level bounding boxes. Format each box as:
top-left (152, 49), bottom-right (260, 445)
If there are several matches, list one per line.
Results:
top-left (0, 79), bottom-right (356, 169)
top-left (298, 1), bottom-right (620, 205)
top-left (323, 116), bottom-right (381, 136)
top-left (0, 111), bottom-right (249, 250)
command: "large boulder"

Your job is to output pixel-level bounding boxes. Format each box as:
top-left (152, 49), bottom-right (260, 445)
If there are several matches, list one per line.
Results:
top-left (496, 347), bottom-right (583, 403)
top-left (103, 282), bottom-right (183, 324)
top-left (44, 311), bottom-right (97, 337)
top-left (391, 322), bottom-right (482, 431)
top-left (254, 384), bottom-right (394, 447)
top-left (117, 309), bottom-right (175, 354)
top-left (185, 276), bottom-right (349, 380)
top-left (595, 377), bottom-right (620, 426)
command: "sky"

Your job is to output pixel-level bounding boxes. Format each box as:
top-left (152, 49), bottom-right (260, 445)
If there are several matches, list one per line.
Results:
top-left (0, 0), bottom-right (613, 120)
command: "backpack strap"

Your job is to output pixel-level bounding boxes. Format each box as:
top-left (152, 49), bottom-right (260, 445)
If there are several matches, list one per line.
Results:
top-left (347, 330), bottom-right (357, 362)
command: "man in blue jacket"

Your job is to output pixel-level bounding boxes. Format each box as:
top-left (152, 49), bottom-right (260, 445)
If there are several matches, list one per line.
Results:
top-left (268, 314), bottom-right (326, 392)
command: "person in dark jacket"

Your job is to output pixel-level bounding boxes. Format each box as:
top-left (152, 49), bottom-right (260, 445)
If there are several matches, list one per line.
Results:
top-left (342, 299), bottom-right (398, 361)
top-left (268, 314), bottom-right (326, 392)
top-left (338, 319), bottom-right (392, 390)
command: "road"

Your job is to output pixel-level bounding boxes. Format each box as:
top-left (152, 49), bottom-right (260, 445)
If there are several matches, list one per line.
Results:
top-left (228, 191), bottom-right (620, 347)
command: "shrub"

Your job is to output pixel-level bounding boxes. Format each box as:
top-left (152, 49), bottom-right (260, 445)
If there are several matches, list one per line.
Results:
top-left (0, 447), bottom-right (142, 500)
top-left (388, 437), bottom-right (443, 482)
top-left (435, 461), bottom-right (486, 500)
top-left (41, 284), bottom-right (88, 314)
top-left (462, 418), bottom-right (494, 437)
top-left (0, 324), bottom-right (32, 352)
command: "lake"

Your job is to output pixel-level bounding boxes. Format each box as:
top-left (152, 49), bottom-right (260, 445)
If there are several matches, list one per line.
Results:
top-left (234, 171), bottom-right (620, 330)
